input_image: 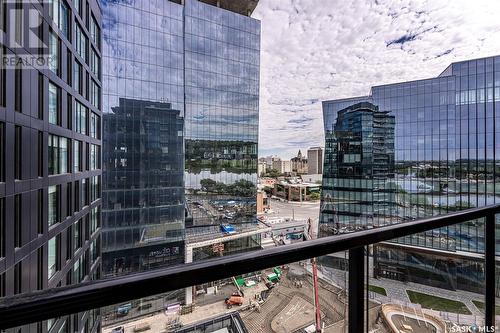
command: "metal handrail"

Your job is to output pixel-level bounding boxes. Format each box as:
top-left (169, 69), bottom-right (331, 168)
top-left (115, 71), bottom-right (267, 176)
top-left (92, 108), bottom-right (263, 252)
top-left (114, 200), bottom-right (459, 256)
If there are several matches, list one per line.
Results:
top-left (0, 204), bottom-right (498, 330)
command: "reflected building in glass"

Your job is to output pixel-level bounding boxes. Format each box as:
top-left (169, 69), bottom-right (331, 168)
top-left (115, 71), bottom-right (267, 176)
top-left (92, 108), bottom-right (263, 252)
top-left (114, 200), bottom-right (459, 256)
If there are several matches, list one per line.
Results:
top-left (102, 99), bottom-right (184, 274)
top-left (184, 0), bottom-right (260, 232)
top-left (101, 0), bottom-right (260, 276)
top-left (320, 56), bottom-right (500, 294)
top-left (322, 102), bottom-right (395, 231)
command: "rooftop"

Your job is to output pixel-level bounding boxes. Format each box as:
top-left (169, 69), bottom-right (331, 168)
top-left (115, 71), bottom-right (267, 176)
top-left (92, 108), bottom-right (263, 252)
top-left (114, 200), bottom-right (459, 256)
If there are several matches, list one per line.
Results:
top-left (169, 0), bottom-right (259, 16)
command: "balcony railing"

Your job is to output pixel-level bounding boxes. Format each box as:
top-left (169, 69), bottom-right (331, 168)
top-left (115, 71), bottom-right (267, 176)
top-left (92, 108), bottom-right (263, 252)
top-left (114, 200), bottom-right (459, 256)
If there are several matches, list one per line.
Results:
top-left (0, 204), bottom-right (498, 332)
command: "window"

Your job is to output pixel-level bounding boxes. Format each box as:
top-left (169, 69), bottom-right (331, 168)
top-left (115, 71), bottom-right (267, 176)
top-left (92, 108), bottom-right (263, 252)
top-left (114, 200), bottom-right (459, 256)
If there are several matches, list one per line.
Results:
top-left (90, 48), bottom-right (99, 78)
top-left (90, 144), bottom-right (99, 170)
top-left (90, 15), bottom-right (99, 48)
top-left (48, 185), bottom-right (59, 227)
top-left (0, 198), bottom-right (4, 257)
top-left (73, 60), bottom-right (82, 95)
top-left (73, 257), bottom-right (81, 284)
top-left (0, 272), bottom-right (5, 297)
top-left (66, 226), bottom-right (72, 260)
top-left (0, 122), bottom-right (4, 182)
top-left (14, 60), bottom-right (22, 112)
top-left (38, 131), bottom-right (43, 177)
top-left (14, 0), bottom-right (22, 46)
top-left (67, 50), bottom-right (72, 85)
top-left (49, 82), bottom-right (61, 125)
top-left (73, 0), bottom-right (82, 16)
top-left (48, 135), bottom-right (70, 175)
top-left (90, 176), bottom-right (99, 202)
top-left (74, 180), bottom-right (80, 213)
top-left (73, 140), bottom-right (81, 172)
top-left (48, 30), bottom-right (60, 75)
top-left (0, 46), bottom-right (5, 107)
top-left (75, 100), bottom-right (88, 134)
top-left (90, 112), bottom-right (99, 139)
top-left (14, 194), bottom-right (21, 248)
top-left (38, 73), bottom-right (44, 119)
top-left (37, 248), bottom-right (43, 290)
top-left (73, 219), bottom-right (81, 252)
top-left (14, 126), bottom-right (21, 180)
top-left (82, 178), bottom-right (89, 206)
top-left (75, 23), bottom-right (87, 62)
top-left (90, 79), bottom-right (99, 108)
top-left (90, 206), bottom-right (98, 236)
top-left (37, 189), bottom-right (43, 234)
top-left (14, 262), bottom-right (22, 294)
top-left (49, 0), bottom-right (70, 39)
top-left (67, 93), bottom-right (72, 129)
top-left (66, 182), bottom-right (72, 217)
top-left (48, 235), bottom-right (59, 279)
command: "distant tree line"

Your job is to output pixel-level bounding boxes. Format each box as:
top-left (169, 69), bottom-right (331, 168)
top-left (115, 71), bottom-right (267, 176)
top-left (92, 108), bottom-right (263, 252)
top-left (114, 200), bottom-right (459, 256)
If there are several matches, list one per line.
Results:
top-left (200, 178), bottom-right (256, 197)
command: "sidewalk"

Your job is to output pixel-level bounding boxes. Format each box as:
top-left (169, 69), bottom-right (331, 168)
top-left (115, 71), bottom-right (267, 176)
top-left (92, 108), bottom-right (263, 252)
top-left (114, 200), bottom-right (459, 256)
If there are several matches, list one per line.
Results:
top-left (316, 265), bottom-right (498, 326)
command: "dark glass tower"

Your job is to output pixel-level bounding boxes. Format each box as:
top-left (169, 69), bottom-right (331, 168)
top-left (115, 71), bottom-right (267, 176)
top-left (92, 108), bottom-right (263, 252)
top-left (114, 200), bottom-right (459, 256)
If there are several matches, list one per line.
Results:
top-left (321, 102), bottom-right (395, 234)
top-left (321, 56), bottom-right (500, 294)
top-left (102, 99), bottom-right (184, 275)
top-left (183, 0), bottom-right (260, 231)
top-left (101, 0), bottom-right (261, 276)
top-left (0, 0), bottom-right (103, 332)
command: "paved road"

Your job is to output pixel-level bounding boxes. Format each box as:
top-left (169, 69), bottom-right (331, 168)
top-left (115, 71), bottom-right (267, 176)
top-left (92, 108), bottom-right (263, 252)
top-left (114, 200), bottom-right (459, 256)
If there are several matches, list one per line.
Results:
top-left (264, 198), bottom-right (320, 237)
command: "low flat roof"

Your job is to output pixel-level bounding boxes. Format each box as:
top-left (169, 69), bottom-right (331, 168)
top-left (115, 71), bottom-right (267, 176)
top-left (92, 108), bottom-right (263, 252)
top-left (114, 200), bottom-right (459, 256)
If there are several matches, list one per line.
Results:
top-left (200, 0), bottom-right (259, 16)
top-left (169, 0), bottom-right (259, 16)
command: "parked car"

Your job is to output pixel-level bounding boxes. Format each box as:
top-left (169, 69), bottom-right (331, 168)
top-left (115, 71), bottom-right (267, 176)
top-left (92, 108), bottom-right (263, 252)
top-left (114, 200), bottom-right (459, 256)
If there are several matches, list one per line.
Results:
top-left (111, 327), bottom-right (124, 333)
top-left (116, 303), bottom-right (132, 316)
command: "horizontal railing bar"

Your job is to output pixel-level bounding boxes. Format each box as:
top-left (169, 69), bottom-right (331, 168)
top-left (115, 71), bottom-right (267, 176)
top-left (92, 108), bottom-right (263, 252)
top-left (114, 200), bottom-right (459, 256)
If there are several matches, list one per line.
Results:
top-left (1, 204), bottom-right (499, 329)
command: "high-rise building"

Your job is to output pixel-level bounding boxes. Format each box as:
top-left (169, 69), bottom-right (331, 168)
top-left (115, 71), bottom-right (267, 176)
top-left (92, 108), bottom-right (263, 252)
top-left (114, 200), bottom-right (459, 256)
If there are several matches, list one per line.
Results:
top-left (271, 158), bottom-right (291, 174)
top-left (322, 102), bottom-right (395, 229)
top-left (307, 146), bottom-right (323, 174)
top-left (102, 99), bottom-right (184, 275)
top-left (0, 0), bottom-right (102, 331)
top-left (320, 56), bottom-right (500, 294)
top-left (101, 0), bottom-right (260, 275)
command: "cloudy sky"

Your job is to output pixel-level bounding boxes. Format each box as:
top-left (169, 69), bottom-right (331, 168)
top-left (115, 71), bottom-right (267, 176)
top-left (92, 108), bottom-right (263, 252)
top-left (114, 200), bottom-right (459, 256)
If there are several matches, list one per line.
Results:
top-left (252, 0), bottom-right (500, 159)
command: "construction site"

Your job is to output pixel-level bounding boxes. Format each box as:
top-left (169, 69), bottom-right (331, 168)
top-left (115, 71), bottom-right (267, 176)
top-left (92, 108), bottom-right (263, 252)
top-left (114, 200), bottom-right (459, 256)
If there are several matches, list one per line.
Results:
top-left (103, 260), bottom-right (386, 333)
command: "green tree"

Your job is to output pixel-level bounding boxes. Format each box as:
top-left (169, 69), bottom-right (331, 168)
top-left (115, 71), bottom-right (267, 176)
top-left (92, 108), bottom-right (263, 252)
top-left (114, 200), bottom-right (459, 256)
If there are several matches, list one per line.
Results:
top-left (264, 168), bottom-right (281, 178)
top-left (200, 178), bottom-right (217, 192)
top-left (309, 192), bottom-right (321, 201)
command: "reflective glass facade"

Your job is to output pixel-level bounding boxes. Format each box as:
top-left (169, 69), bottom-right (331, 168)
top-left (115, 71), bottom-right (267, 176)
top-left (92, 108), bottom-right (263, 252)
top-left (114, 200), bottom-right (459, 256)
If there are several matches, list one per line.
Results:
top-left (101, 0), bottom-right (185, 275)
top-left (101, 0), bottom-right (261, 275)
top-left (320, 56), bottom-right (500, 293)
top-left (102, 99), bottom-right (185, 274)
top-left (184, 0), bottom-right (260, 228)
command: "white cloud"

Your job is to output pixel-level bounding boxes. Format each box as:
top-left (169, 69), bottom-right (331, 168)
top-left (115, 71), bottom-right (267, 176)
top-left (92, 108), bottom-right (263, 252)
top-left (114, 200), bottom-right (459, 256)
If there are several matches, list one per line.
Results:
top-left (252, 0), bottom-right (500, 159)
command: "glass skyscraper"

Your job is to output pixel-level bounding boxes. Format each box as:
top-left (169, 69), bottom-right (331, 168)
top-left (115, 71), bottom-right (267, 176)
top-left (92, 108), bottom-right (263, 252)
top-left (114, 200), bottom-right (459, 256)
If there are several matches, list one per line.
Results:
top-left (101, 0), bottom-right (260, 275)
top-left (184, 0), bottom-right (260, 230)
top-left (321, 56), bottom-right (500, 294)
top-left (102, 98), bottom-right (184, 274)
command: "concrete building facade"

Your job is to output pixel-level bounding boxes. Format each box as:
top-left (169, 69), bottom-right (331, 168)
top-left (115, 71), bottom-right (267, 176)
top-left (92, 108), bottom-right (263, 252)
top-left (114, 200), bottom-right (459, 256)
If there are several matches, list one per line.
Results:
top-left (307, 147), bottom-right (323, 174)
top-left (0, 0), bottom-right (103, 332)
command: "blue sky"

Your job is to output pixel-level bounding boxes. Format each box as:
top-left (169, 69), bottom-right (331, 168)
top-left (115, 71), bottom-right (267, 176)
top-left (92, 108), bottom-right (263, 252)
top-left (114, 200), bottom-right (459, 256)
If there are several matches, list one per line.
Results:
top-left (252, 0), bottom-right (500, 159)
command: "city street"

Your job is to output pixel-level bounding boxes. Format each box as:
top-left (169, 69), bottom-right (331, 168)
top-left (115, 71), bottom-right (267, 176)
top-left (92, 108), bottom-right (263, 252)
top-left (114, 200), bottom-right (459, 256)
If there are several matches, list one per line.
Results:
top-left (265, 198), bottom-right (320, 221)
top-left (264, 198), bottom-right (320, 237)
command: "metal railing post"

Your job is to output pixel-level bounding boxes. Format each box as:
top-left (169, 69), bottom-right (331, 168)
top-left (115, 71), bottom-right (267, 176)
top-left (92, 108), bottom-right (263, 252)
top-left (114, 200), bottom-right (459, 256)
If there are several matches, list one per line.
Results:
top-left (485, 211), bottom-right (495, 329)
top-left (349, 247), bottom-right (364, 333)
